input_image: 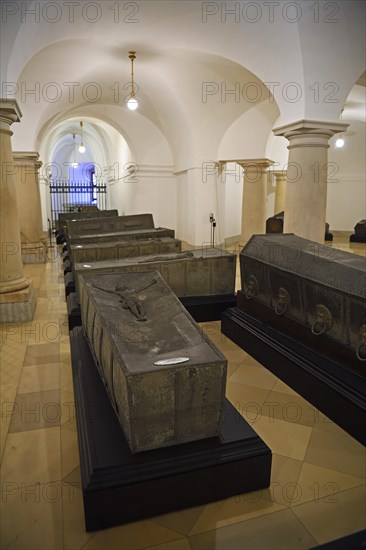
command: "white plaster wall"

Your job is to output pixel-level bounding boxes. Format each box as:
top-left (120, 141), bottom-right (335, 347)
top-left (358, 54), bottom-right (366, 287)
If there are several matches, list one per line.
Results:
top-left (326, 176), bottom-right (365, 231)
top-left (222, 163), bottom-right (243, 240)
top-left (326, 120), bottom-right (366, 230)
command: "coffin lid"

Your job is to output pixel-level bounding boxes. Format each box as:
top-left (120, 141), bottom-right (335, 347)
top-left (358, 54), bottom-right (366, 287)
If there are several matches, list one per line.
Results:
top-left (74, 247), bottom-right (236, 271)
top-left (67, 213), bottom-right (155, 237)
top-left (241, 234), bottom-right (366, 299)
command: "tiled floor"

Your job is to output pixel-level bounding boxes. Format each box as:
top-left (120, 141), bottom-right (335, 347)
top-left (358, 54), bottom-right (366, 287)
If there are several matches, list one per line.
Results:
top-left (1, 235), bottom-right (365, 550)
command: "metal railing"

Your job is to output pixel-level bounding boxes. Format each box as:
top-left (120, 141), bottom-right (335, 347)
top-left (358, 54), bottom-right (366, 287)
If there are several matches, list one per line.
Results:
top-left (49, 178), bottom-right (107, 228)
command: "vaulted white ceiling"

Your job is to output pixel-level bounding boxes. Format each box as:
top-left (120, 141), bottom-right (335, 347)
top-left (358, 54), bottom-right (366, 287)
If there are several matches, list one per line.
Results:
top-left (1, 0), bottom-right (365, 169)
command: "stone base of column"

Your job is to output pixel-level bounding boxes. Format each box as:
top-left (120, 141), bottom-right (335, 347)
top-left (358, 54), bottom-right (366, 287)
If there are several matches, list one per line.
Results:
top-left (0, 281), bottom-right (36, 322)
top-left (21, 241), bottom-right (47, 263)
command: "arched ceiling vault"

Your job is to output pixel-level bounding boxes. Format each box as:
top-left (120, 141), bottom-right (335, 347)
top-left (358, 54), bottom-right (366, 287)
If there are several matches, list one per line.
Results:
top-left (2, 1), bottom-right (365, 168)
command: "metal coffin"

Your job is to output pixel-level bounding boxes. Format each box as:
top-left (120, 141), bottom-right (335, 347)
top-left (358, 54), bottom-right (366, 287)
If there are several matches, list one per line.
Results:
top-left (78, 271), bottom-right (227, 453)
top-left (74, 247), bottom-right (236, 298)
top-left (69, 237), bottom-right (182, 264)
top-left (66, 213), bottom-right (156, 241)
top-left (239, 234), bottom-right (366, 369)
top-left (265, 212), bottom-right (284, 234)
top-left (68, 228), bottom-right (175, 245)
top-left (57, 209), bottom-right (118, 232)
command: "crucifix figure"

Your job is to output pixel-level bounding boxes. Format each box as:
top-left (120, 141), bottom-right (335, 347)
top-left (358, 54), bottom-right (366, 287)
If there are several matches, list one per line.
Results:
top-left (91, 278), bottom-right (157, 321)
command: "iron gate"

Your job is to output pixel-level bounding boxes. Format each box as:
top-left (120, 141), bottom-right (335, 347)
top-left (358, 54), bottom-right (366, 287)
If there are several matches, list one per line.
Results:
top-left (49, 179), bottom-right (107, 228)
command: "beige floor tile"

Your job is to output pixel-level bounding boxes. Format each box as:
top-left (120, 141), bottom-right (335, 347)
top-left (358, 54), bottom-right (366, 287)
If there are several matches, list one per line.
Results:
top-left (61, 424), bottom-right (80, 479)
top-left (189, 508), bottom-right (316, 549)
top-left (304, 426), bottom-right (366, 478)
top-left (251, 415), bottom-right (313, 462)
top-left (61, 387), bottom-right (76, 429)
top-left (0, 481), bottom-right (63, 550)
top-left (62, 484), bottom-right (94, 550)
top-left (0, 324), bottom-right (25, 346)
top-left (261, 390), bottom-right (318, 428)
top-left (63, 466), bottom-right (81, 486)
top-left (225, 381), bottom-right (272, 424)
top-left (0, 341), bottom-right (27, 386)
top-left (189, 493), bottom-right (286, 535)
top-left (144, 538), bottom-right (191, 550)
top-left (292, 485), bottom-right (366, 545)
top-left (291, 462), bottom-right (366, 506)
top-left (229, 364), bottom-right (278, 391)
top-left (23, 341), bottom-right (60, 365)
top-left (154, 505), bottom-right (205, 537)
top-left (0, 384), bottom-right (18, 414)
top-left (8, 389), bottom-right (61, 433)
top-left (17, 363), bottom-right (60, 394)
top-left (0, 414), bottom-right (11, 465)
top-left (0, 384), bottom-right (20, 463)
top-left (82, 520), bottom-right (184, 550)
top-left (271, 378), bottom-right (301, 396)
top-left (1, 427), bottom-right (61, 485)
top-left (264, 453), bottom-right (304, 508)
top-left (60, 361), bottom-right (74, 389)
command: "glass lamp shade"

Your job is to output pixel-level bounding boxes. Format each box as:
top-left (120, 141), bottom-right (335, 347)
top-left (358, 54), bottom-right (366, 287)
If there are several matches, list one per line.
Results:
top-left (335, 137), bottom-right (345, 148)
top-left (79, 144), bottom-right (86, 153)
top-left (127, 97), bottom-right (138, 110)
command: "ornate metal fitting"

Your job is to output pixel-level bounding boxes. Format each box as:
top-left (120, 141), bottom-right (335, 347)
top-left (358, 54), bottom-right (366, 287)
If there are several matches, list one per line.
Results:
top-left (244, 275), bottom-right (259, 300)
top-left (274, 287), bottom-right (290, 316)
top-left (311, 304), bottom-right (333, 336)
top-left (356, 324), bottom-right (366, 362)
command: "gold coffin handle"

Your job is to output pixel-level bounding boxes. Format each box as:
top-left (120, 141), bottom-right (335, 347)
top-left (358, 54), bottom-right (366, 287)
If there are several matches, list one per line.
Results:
top-left (356, 325), bottom-right (366, 361)
top-left (274, 287), bottom-right (290, 316)
top-left (311, 304), bottom-right (333, 336)
top-left (244, 275), bottom-right (259, 300)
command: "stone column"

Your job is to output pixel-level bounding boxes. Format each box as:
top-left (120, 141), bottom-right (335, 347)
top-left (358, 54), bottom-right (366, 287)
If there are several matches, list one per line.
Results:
top-left (273, 120), bottom-right (347, 243)
top-left (273, 170), bottom-right (287, 214)
top-left (0, 100), bottom-right (36, 322)
top-left (238, 158), bottom-right (274, 242)
top-left (13, 152), bottom-right (47, 263)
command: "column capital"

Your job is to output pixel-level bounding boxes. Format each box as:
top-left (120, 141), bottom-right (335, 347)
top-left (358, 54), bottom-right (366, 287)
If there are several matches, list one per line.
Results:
top-left (273, 170), bottom-right (287, 179)
top-left (0, 99), bottom-right (22, 132)
top-left (13, 151), bottom-right (42, 170)
top-left (273, 119), bottom-right (349, 149)
top-left (236, 158), bottom-right (275, 171)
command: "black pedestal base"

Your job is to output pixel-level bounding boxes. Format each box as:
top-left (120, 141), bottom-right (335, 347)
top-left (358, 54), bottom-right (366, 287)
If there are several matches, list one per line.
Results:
top-left (324, 231), bottom-right (333, 241)
top-left (179, 293), bottom-right (237, 321)
top-left (350, 233), bottom-right (366, 243)
top-left (70, 327), bottom-right (272, 532)
top-left (64, 272), bottom-right (75, 296)
top-left (221, 308), bottom-right (366, 446)
top-left (67, 293), bottom-right (81, 329)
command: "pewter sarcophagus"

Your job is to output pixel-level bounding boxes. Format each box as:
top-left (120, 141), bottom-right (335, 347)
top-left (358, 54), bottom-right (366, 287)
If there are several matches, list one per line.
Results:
top-left (69, 237), bottom-right (182, 265)
top-left (266, 213), bottom-right (333, 241)
top-left (265, 211), bottom-right (284, 234)
top-left (58, 209), bottom-right (118, 230)
top-left (74, 247), bottom-right (236, 298)
top-left (56, 209), bottom-right (119, 243)
top-left (239, 234), bottom-right (366, 370)
top-left (66, 213), bottom-right (175, 244)
top-left (78, 271), bottom-right (227, 453)
top-left (350, 220), bottom-right (366, 243)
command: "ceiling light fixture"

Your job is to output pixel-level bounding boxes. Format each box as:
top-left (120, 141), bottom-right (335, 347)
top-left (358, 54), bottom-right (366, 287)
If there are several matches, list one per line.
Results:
top-left (72, 133), bottom-right (79, 167)
top-left (127, 50), bottom-right (138, 111)
top-left (79, 121), bottom-right (86, 153)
